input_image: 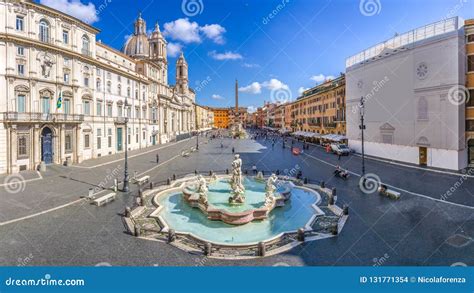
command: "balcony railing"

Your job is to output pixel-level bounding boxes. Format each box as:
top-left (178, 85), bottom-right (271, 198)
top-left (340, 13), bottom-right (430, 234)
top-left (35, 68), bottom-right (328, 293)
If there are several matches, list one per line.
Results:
top-left (324, 123), bottom-right (337, 128)
top-left (3, 112), bottom-right (84, 123)
top-left (81, 49), bottom-right (92, 57)
top-left (38, 35), bottom-right (53, 44)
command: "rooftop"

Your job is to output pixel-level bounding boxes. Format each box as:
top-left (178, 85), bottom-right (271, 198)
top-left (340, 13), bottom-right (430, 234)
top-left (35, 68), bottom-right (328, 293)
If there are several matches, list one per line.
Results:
top-left (345, 17), bottom-right (462, 68)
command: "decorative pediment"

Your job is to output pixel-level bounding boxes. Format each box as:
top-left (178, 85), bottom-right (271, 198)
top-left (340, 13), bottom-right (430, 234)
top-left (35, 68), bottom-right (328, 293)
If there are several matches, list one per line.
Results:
top-left (14, 85), bottom-right (30, 93)
top-left (81, 93), bottom-right (93, 100)
top-left (62, 90), bottom-right (73, 97)
top-left (380, 122), bottom-right (395, 131)
top-left (39, 88), bottom-right (54, 98)
top-left (417, 136), bottom-right (430, 147)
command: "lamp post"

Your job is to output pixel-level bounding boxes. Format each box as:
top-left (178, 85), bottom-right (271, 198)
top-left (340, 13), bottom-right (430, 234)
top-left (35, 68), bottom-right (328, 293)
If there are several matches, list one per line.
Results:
top-left (359, 97), bottom-right (366, 180)
top-left (122, 99), bottom-right (130, 193)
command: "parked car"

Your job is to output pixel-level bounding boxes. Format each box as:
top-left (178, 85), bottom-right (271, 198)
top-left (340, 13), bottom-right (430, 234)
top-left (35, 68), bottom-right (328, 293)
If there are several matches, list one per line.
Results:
top-left (330, 143), bottom-right (351, 156)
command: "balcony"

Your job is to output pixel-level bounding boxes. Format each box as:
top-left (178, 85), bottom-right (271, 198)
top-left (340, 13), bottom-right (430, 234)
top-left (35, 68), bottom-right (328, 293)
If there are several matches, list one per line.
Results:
top-left (81, 49), bottom-right (92, 57)
top-left (324, 123), bottom-right (337, 128)
top-left (114, 117), bottom-right (128, 124)
top-left (3, 112), bottom-right (84, 123)
top-left (38, 35), bottom-right (53, 44)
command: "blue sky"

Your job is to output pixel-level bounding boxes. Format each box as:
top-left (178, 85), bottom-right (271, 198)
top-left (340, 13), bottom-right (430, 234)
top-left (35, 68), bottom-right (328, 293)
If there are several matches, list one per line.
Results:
top-left (39, 0), bottom-right (474, 110)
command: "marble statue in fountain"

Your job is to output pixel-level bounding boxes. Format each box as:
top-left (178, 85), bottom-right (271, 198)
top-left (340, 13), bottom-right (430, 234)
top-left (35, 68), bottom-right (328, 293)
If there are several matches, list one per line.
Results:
top-left (265, 174), bottom-right (278, 207)
top-left (197, 175), bottom-right (208, 206)
top-left (229, 154), bottom-right (246, 204)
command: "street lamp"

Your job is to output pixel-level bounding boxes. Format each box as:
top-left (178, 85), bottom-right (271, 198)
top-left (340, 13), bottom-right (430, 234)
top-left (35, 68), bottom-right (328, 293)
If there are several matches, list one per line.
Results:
top-left (359, 97), bottom-right (366, 178)
top-left (122, 98), bottom-right (130, 193)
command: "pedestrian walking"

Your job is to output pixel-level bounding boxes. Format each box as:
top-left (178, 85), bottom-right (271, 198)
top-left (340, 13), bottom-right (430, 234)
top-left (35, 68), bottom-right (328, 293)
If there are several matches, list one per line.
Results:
top-left (232, 147), bottom-right (235, 154)
top-left (156, 153), bottom-right (160, 164)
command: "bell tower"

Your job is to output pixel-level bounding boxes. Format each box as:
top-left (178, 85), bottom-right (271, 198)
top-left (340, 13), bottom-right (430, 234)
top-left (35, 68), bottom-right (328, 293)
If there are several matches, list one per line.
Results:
top-left (176, 52), bottom-right (189, 95)
top-left (149, 22), bottom-right (167, 62)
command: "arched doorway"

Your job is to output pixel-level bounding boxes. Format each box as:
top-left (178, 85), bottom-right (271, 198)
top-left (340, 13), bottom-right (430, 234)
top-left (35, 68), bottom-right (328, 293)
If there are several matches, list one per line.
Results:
top-left (41, 127), bottom-right (53, 164)
top-left (468, 139), bottom-right (474, 166)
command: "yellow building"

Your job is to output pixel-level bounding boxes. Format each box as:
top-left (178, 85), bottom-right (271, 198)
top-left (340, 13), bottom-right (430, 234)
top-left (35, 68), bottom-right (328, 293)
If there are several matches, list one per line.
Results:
top-left (211, 108), bottom-right (230, 129)
top-left (290, 74), bottom-right (346, 135)
top-left (466, 19), bottom-right (474, 166)
top-left (196, 105), bottom-right (214, 130)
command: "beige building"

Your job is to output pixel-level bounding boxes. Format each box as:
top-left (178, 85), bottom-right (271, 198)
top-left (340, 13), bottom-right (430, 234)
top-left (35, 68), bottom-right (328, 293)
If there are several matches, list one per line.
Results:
top-left (0, 0), bottom-right (196, 174)
top-left (195, 105), bottom-right (213, 130)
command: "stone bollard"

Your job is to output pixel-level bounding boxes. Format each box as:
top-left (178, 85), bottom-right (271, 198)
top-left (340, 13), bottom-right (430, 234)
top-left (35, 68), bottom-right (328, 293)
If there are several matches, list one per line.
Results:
top-left (320, 181), bottom-right (325, 189)
top-left (114, 179), bottom-right (118, 192)
top-left (332, 188), bottom-right (337, 197)
top-left (173, 174), bottom-right (176, 181)
top-left (209, 170), bottom-right (213, 176)
top-left (138, 189), bottom-right (143, 197)
top-left (204, 242), bottom-right (212, 256)
top-left (125, 206), bottom-right (131, 217)
top-left (258, 242), bottom-right (266, 257)
top-left (194, 170), bottom-right (198, 175)
top-left (226, 169), bottom-right (229, 175)
top-left (134, 171), bottom-right (137, 180)
top-left (343, 205), bottom-right (349, 215)
top-left (167, 178), bottom-right (171, 185)
top-left (140, 195), bottom-right (146, 207)
top-left (88, 188), bottom-right (94, 198)
top-left (134, 224), bottom-right (141, 237)
top-left (331, 223), bottom-right (339, 235)
top-left (304, 178), bottom-right (308, 184)
top-left (297, 228), bottom-right (305, 242)
top-left (149, 182), bottom-right (154, 190)
top-left (168, 229), bottom-right (176, 243)
top-left (328, 195), bottom-right (335, 206)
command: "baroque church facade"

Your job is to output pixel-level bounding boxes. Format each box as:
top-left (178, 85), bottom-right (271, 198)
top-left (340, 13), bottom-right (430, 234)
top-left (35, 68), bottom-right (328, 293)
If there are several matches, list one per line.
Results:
top-left (0, 0), bottom-right (196, 174)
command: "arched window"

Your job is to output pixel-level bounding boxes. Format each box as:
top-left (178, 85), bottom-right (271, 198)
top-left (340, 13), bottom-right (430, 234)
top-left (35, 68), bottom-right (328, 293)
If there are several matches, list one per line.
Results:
top-left (39, 19), bottom-right (50, 43)
top-left (96, 79), bottom-right (101, 91)
top-left (106, 81), bottom-right (111, 93)
top-left (82, 35), bottom-right (90, 55)
top-left (117, 84), bottom-right (122, 96)
top-left (417, 97), bottom-right (428, 120)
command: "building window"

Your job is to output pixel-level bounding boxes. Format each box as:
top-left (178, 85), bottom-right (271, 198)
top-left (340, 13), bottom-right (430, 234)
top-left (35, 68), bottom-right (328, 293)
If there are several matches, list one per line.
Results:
top-left (84, 77), bottom-right (90, 87)
top-left (82, 35), bottom-right (90, 55)
top-left (469, 55), bottom-right (474, 73)
top-left (18, 135), bottom-right (28, 157)
top-left (39, 19), bottom-right (50, 43)
top-left (65, 134), bottom-right (72, 152)
top-left (107, 81), bottom-right (111, 93)
top-left (96, 102), bottom-right (102, 116)
top-left (118, 105), bottom-right (123, 117)
top-left (64, 73), bottom-right (70, 84)
top-left (64, 58), bottom-right (70, 67)
top-left (117, 84), bottom-right (122, 96)
top-left (83, 101), bottom-right (90, 115)
top-left (417, 97), bottom-right (428, 120)
top-left (17, 46), bottom-right (24, 56)
top-left (107, 104), bottom-right (113, 117)
top-left (467, 120), bottom-right (474, 132)
top-left (17, 94), bottom-right (26, 113)
top-left (63, 30), bottom-right (69, 44)
top-left (468, 34), bottom-right (474, 43)
top-left (41, 97), bottom-right (50, 114)
top-left (467, 90), bottom-right (474, 107)
top-left (64, 99), bottom-right (70, 114)
top-left (17, 64), bottom-right (25, 76)
top-left (108, 128), bottom-right (112, 148)
top-left (16, 16), bottom-right (24, 31)
top-left (84, 134), bottom-right (90, 148)
top-left (96, 79), bottom-right (101, 91)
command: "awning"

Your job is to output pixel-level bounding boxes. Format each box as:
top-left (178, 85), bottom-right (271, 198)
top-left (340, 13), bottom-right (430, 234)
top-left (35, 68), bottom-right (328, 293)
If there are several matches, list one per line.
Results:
top-left (321, 134), bottom-right (347, 142)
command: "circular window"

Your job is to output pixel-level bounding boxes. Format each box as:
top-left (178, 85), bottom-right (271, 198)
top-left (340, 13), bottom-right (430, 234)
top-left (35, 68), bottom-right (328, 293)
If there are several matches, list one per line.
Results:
top-left (416, 62), bottom-right (429, 80)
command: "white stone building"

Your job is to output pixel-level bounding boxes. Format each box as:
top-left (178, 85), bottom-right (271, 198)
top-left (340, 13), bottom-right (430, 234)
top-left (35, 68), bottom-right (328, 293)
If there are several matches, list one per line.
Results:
top-left (346, 17), bottom-right (467, 170)
top-left (0, 0), bottom-right (196, 174)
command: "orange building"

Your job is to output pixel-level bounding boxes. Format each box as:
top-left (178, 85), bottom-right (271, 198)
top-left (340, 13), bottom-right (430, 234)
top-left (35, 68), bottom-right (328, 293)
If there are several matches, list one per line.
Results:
top-left (211, 108), bottom-right (230, 129)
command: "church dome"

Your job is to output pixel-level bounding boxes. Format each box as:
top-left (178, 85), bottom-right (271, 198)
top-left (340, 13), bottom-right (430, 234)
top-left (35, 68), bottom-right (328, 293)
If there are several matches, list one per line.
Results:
top-left (123, 13), bottom-right (150, 58)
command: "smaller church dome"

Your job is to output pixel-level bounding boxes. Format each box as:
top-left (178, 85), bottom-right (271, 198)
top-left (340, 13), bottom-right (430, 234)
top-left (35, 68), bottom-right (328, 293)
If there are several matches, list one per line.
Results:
top-left (123, 13), bottom-right (150, 58)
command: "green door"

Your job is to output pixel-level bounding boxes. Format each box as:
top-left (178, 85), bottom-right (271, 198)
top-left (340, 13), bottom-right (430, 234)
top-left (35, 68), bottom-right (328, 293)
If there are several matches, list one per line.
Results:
top-left (117, 128), bottom-right (123, 151)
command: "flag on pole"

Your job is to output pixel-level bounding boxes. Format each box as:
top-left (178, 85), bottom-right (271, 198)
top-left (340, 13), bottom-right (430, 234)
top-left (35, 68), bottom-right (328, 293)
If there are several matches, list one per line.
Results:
top-left (57, 91), bottom-right (62, 109)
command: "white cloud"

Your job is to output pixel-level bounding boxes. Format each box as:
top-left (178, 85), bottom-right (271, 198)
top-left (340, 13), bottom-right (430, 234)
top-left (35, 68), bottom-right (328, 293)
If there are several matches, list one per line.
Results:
top-left (211, 94), bottom-right (225, 100)
top-left (239, 79), bottom-right (289, 95)
top-left (298, 87), bottom-right (309, 95)
top-left (200, 24), bottom-right (226, 44)
top-left (247, 106), bottom-right (257, 113)
top-left (40, 0), bottom-right (99, 24)
top-left (167, 42), bottom-right (183, 58)
top-left (163, 18), bottom-right (227, 45)
top-left (310, 74), bottom-right (335, 84)
top-left (163, 18), bottom-right (201, 44)
top-left (209, 51), bottom-right (243, 61)
top-left (239, 82), bottom-right (262, 94)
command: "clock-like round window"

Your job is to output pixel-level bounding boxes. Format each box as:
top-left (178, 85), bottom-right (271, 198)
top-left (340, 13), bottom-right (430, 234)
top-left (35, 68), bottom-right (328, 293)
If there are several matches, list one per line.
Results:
top-left (416, 62), bottom-right (428, 80)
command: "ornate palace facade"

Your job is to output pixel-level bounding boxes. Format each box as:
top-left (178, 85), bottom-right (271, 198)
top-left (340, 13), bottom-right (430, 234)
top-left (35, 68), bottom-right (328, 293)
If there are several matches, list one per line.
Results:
top-left (0, 0), bottom-right (196, 174)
